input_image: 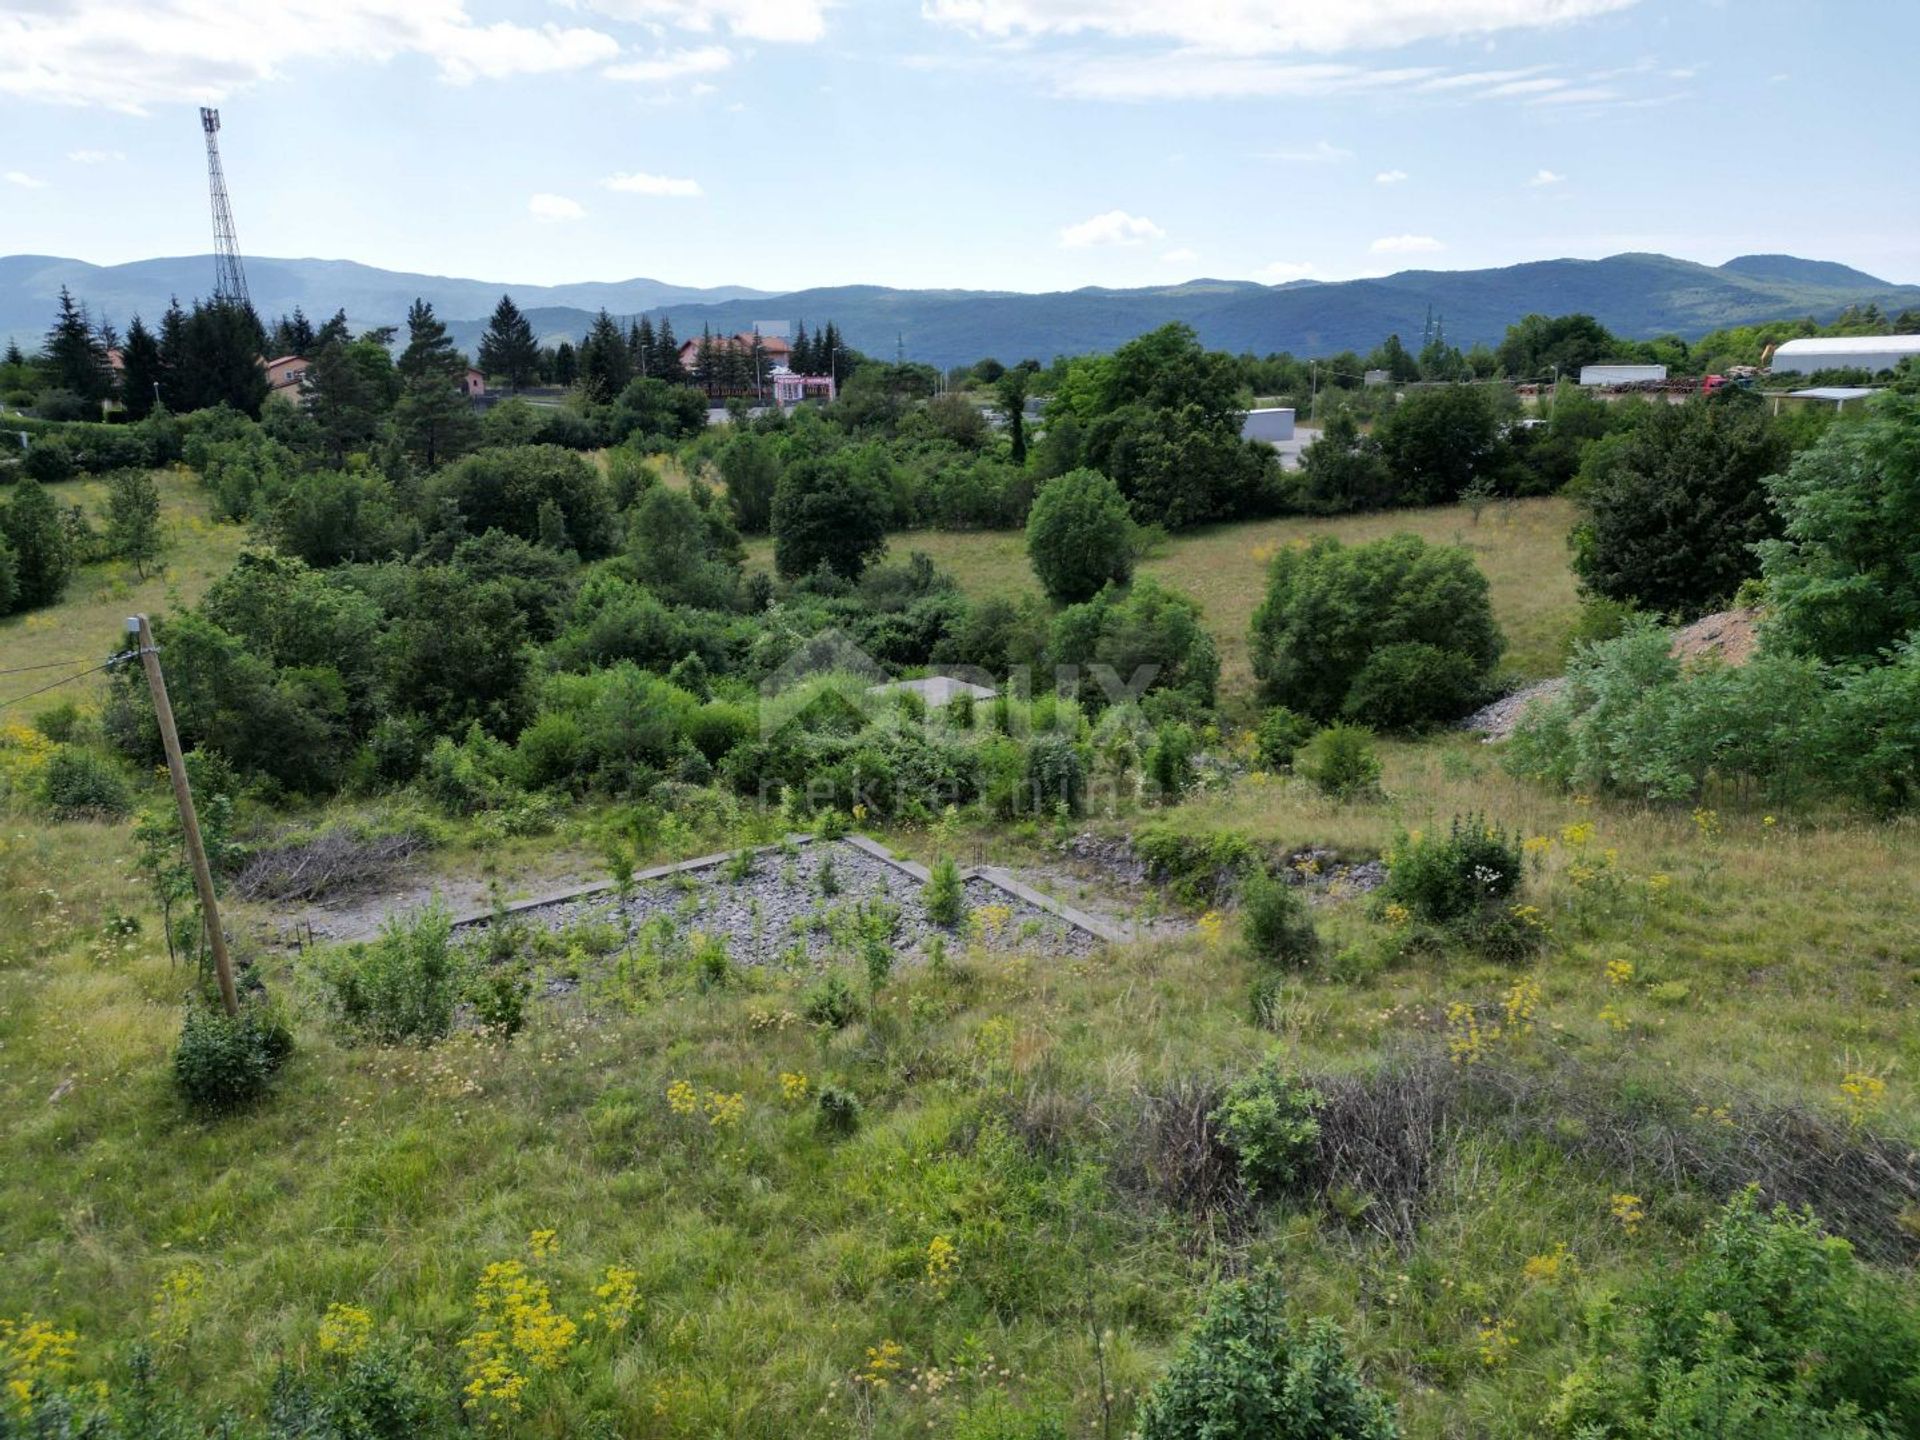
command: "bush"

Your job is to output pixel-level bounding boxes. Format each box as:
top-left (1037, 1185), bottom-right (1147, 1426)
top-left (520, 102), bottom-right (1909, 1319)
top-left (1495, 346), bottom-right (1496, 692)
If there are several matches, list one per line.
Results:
top-left (1134, 824), bottom-right (1256, 906)
top-left (924, 856), bottom-right (967, 928)
top-left (317, 901), bottom-right (461, 1043)
top-left (1250, 533), bottom-right (1503, 722)
top-left (1022, 733), bottom-right (1086, 816)
top-left (1296, 725), bottom-right (1380, 800)
top-left (1254, 706), bottom-right (1313, 769)
top-left (1147, 720), bottom-right (1197, 801)
top-left (1210, 1057), bottom-right (1324, 1199)
top-left (1024, 468), bottom-right (1134, 603)
top-left (816, 1083), bottom-right (862, 1138)
top-left (172, 1002), bottom-right (293, 1114)
top-left (1551, 1188), bottom-right (1920, 1438)
top-left (801, 971), bottom-right (861, 1029)
top-left (1134, 1273), bottom-right (1399, 1440)
top-left (1381, 813), bottom-right (1521, 926)
top-left (1241, 868), bottom-right (1318, 969)
top-left (468, 961), bottom-right (531, 1036)
top-left (38, 745), bottom-right (133, 818)
top-left (1341, 641), bottom-right (1485, 733)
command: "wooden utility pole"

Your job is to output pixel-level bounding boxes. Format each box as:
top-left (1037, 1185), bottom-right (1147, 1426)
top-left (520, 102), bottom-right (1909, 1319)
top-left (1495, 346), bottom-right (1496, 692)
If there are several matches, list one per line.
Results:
top-left (129, 614), bottom-right (238, 1017)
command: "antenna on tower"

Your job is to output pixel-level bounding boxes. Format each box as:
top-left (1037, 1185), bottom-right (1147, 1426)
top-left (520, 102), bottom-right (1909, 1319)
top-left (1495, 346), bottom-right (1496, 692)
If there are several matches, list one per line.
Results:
top-left (199, 108), bottom-right (251, 309)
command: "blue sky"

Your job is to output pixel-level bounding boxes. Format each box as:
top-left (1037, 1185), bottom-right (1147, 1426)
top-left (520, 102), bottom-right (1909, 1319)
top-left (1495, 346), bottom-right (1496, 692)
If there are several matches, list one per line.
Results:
top-left (3, 0), bottom-right (1917, 293)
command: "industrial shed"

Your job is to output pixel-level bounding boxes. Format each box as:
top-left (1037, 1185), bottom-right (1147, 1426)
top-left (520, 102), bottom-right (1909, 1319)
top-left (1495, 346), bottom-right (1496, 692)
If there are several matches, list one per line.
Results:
top-left (1769, 335), bottom-right (1920, 374)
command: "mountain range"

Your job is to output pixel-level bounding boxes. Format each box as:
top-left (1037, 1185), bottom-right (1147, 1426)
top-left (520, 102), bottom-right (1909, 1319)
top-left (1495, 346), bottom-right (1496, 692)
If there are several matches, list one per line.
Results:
top-left (4, 251), bottom-right (1917, 370)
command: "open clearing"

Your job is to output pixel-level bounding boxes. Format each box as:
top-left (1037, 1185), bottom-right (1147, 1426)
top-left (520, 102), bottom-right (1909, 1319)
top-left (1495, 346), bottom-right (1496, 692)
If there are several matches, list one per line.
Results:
top-left (746, 495), bottom-right (1581, 692)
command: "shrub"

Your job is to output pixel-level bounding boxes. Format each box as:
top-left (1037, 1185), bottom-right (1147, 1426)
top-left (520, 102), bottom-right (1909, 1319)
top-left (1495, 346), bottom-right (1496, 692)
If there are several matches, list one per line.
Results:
top-left (468, 961), bottom-right (531, 1036)
top-left (1210, 1058), bottom-right (1324, 1199)
top-left (1296, 725), bottom-right (1380, 800)
top-left (1254, 706), bottom-right (1314, 769)
top-left (173, 1002), bottom-right (294, 1115)
top-left (1341, 641), bottom-right (1485, 733)
top-left (1025, 468), bottom-right (1134, 603)
top-left (1147, 721), bottom-right (1197, 801)
top-left (816, 1084), bottom-right (862, 1138)
top-left (1134, 824), bottom-right (1256, 906)
top-left (1134, 1274), bottom-right (1399, 1440)
top-left (317, 902), bottom-right (461, 1043)
top-left (1022, 733), bottom-right (1086, 816)
top-left (924, 856), bottom-right (967, 929)
top-left (1241, 868), bottom-right (1318, 969)
top-left (1250, 533), bottom-right (1503, 721)
top-left (1759, 391), bottom-right (1920, 664)
top-left (801, 972), bottom-right (861, 1029)
top-left (1380, 813), bottom-right (1521, 926)
top-left (1550, 1188), bottom-right (1920, 1438)
top-left (38, 745), bottom-right (133, 818)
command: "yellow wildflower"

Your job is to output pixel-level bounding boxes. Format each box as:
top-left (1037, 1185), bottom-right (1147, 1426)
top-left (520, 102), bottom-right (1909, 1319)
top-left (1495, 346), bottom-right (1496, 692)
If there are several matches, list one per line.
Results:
top-left (317, 1303), bottom-right (372, 1359)
top-left (702, 1090), bottom-right (745, 1129)
top-left (528, 1228), bottom-right (558, 1260)
top-left (779, 1071), bottom-right (809, 1104)
top-left (0, 1316), bottom-right (78, 1413)
top-left (585, 1266), bottom-right (640, 1335)
top-left (857, 1340), bottom-right (904, 1389)
top-left (1605, 958), bottom-right (1635, 988)
top-left (1560, 821), bottom-right (1595, 849)
top-left (1475, 1316), bottom-right (1518, 1368)
top-left (1503, 976), bottom-right (1541, 1035)
top-left (1610, 1193), bottom-right (1645, 1235)
top-left (1839, 1071), bottom-right (1887, 1131)
top-left (1523, 1244), bottom-right (1575, 1284)
top-left (925, 1235), bottom-right (958, 1292)
top-left (1195, 910), bottom-right (1224, 944)
top-left (666, 1079), bottom-right (698, 1116)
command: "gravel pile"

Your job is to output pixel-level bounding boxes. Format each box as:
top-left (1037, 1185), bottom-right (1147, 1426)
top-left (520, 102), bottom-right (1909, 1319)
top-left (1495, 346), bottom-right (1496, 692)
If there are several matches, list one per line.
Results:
top-left (493, 839), bottom-right (1100, 965)
top-left (1459, 678), bottom-right (1569, 740)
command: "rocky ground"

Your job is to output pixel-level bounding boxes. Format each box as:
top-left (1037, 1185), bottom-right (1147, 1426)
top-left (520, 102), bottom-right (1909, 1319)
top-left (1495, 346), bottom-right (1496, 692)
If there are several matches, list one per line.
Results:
top-left (478, 838), bottom-right (1102, 965)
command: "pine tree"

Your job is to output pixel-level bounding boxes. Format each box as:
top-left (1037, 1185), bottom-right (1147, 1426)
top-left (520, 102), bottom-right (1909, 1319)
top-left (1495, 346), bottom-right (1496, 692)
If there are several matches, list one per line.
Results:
top-left (791, 321), bottom-right (811, 375)
top-left (314, 308), bottom-right (351, 349)
top-left (2, 339), bottom-right (24, 368)
top-left (578, 309), bottom-right (631, 402)
top-left (695, 326), bottom-right (718, 399)
top-left (0, 478), bottom-right (75, 610)
top-left (552, 341), bottom-right (578, 387)
top-left (44, 286), bottom-right (111, 405)
top-left (173, 298), bottom-right (269, 415)
top-left (156, 297), bottom-right (187, 412)
top-left (305, 338), bottom-right (386, 464)
top-left (655, 317), bottom-right (682, 384)
top-left (120, 315), bottom-right (164, 421)
top-left (635, 316), bottom-right (657, 377)
top-left (477, 293), bottom-right (538, 392)
top-left (395, 298), bottom-right (478, 467)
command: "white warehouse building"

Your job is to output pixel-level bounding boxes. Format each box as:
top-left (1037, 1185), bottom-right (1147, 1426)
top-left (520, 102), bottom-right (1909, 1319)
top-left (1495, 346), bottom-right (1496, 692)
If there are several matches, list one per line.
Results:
top-left (1769, 335), bottom-right (1920, 374)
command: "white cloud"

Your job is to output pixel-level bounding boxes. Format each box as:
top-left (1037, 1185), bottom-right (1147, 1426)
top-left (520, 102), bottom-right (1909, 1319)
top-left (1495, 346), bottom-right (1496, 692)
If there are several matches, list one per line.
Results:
top-left (5, 170), bottom-right (48, 188)
top-left (580, 0), bottom-right (829, 43)
top-left (0, 1), bottom-right (621, 109)
top-left (529, 192), bottom-right (587, 222)
top-left (1258, 259), bottom-right (1321, 281)
top-left (1374, 168), bottom-right (1408, 184)
top-left (1257, 139), bottom-right (1352, 163)
top-left (1528, 167), bottom-right (1566, 185)
top-left (1059, 209), bottom-right (1166, 248)
top-left (602, 44), bottom-right (734, 83)
top-left (603, 170), bottom-right (705, 196)
top-left (924, 1), bottom-right (1639, 55)
top-left (1161, 247), bottom-right (1199, 263)
top-left (1370, 234), bottom-right (1443, 254)
top-left (1051, 56), bottom-right (1433, 101)
top-left (67, 148), bottom-right (123, 164)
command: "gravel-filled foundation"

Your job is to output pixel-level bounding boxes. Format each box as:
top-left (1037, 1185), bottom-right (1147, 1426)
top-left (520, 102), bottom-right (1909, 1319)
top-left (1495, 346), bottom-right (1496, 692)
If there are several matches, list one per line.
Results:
top-left (458, 837), bottom-right (1104, 964)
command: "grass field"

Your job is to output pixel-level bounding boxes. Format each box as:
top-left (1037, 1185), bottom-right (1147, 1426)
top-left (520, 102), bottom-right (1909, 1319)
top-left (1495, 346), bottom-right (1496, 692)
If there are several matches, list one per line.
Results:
top-left (746, 497), bottom-right (1582, 694)
top-left (4, 478), bottom-right (1916, 1437)
top-left (1, 468), bottom-right (246, 719)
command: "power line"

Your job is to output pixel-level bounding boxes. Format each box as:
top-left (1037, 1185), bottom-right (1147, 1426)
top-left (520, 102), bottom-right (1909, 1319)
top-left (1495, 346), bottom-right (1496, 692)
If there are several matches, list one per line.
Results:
top-left (0, 657), bottom-right (92, 677)
top-left (0, 652), bottom-right (137, 715)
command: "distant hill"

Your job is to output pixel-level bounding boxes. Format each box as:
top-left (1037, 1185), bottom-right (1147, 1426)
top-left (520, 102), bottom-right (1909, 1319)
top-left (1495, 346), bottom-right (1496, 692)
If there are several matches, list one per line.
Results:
top-left (0, 254), bottom-right (773, 348)
top-left (5, 251), bottom-right (1917, 371)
